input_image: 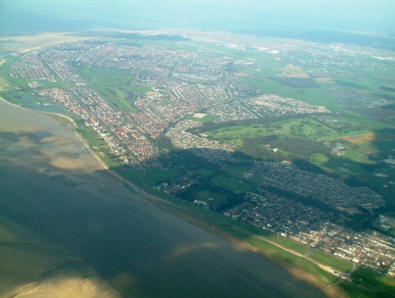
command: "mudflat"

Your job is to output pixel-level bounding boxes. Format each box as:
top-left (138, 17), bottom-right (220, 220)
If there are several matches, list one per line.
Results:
top-left (0, 100), bottom-right (324, 297)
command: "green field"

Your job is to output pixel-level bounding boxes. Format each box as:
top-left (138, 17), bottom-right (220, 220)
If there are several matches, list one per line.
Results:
top-left (76, 65), bottom-right (149, 113)
top-left (244, 78), bottom-right (343, 112)
top-left (195, 190), bottom-right (227, 202)
top-left (204, 113), bottom-right (395, 168)
top-left (212, 175), bottom-right (252, 194)
top-left (267, 235), bottom-right (312, 255)
top-left (204, 116), bottom-right (378, 163)
top-left (311, 251), bottom-right (353, 273)
top-left (142, 168), bottom-right (180, 186)
top-left (247, 237), bottom-right (338, 284)
top-left (206, 117), bottom-right (336, 141)
top-left (190, 113), bottom-right (217, 123)
top-left (203, 112), bottom-right (395, 206)
top-left (348, 267), bottom-right (395, 297)
top-left (204, 116), bottom-right (381, 144)
top-left (77, 127), bottom-right (121, 168)
top-left (190, 167), bottom-right (216, 177)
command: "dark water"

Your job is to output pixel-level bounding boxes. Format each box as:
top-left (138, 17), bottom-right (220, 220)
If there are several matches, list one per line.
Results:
top-left (0, 101), bottom-right (324, 297)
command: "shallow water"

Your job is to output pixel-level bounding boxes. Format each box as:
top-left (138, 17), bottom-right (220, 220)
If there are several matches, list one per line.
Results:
top-left (0, 100), bottom-right (324, 297)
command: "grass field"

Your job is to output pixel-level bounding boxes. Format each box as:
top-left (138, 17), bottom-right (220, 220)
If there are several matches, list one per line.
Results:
top-left (206, 117), bottom-right (337, 141)
top-left (76, 65), bottom-right (149, 113)
top-left (77, 127), bottom-right (121, 168)
top-left (222, 165), bottom-right (258, 181)
top-left (247, 237), bottom-right (338, 284)
top-left (195, 190), bottom-right (227, 202)
top-left (203, 112), bottom-right (394, 207)
top-left (205, 116), bottom-right (383, 144)
top-left (349, 267), bottom-right (395, 297)
top-left (142, 168), bottom-right (180, 186)
top-left (191, 113), bottom-right (217, 123)
top-left (204, 114), bottom-right (394, 165)
top-left (190, 168), bottom-right (216, 177)
top-left (243, 77), bottom-right (343, 112)
top-left (311, 251), bottom-right (353, 273)
top-left (212, 175), bottom-right (252, 194)
top-left (266, 235), bottom-right (312, 255)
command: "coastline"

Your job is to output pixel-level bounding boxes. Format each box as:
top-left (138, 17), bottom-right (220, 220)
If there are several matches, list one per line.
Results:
top-left (0, 96), bottom-right (184, 209)
top-left (0, 95), bottom-right (346, 297)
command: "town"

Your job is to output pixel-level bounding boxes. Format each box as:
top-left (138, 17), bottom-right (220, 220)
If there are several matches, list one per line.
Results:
top-left (6, 33), bottom-right (394, 277)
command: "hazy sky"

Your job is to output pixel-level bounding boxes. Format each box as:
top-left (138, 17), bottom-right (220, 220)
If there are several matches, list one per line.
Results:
top-left (1, 0), bottom-right (395, 34)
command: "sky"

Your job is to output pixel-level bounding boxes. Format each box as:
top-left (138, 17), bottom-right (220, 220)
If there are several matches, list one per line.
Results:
top-left (1, 0), bottom-right (394, 35)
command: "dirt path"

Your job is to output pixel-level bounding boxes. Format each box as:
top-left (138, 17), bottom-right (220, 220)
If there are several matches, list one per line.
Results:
top-left (256, 235), bottom-right (342, 278)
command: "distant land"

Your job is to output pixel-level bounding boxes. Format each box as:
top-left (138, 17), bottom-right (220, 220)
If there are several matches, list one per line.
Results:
top-left (1, 10), bottom-right (394, 51)
top-left (242, 30), bottom-right (395, 51)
